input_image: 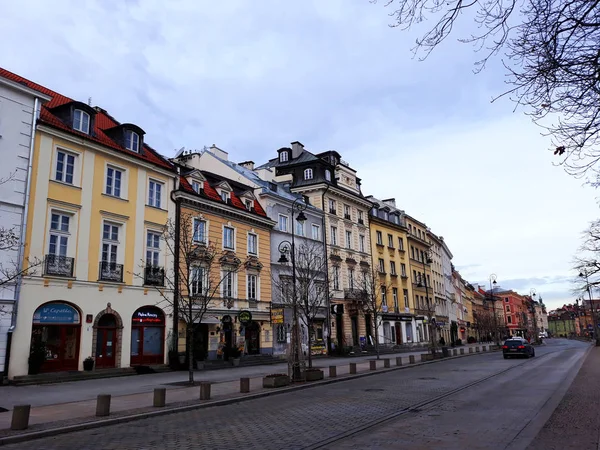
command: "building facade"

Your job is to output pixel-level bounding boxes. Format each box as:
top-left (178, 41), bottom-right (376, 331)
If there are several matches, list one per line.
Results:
top-left (366, 196), bottom-right (418, 346)
top-left (428, 232), bottom-right (450, 344)
top-left (172, 148), bottom-right (275, 360)
top-left (0, 71), bottom-right (51, 374)
top-left (258, 142), bottom-right (374, 353)
top-left (7, 69), bottom-right (177, 378)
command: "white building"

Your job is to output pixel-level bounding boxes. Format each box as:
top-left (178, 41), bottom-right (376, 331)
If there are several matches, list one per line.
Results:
top-left (0, 71), bottom-right (50, 374)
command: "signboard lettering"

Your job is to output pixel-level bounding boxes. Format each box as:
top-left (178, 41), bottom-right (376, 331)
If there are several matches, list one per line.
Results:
top-left (33, 303), bottom-right (80, 324)
top-left (132, 308), bottom-right (164, 324)
top-left (271, 308), bottom-right (284, 324)
top-left (238, 310), bottom-right (252, 325)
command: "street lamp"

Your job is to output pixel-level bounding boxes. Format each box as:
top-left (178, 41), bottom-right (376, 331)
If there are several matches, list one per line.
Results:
top-left (416, 249), bottom-right (436, 355)
top-left (579, 268), bottom-right (600, 346)
top-left (277, 198), bottom-right (308, 381)
top-left (529, 288), bottom-right (540, 344)
top-left (489, 274), bottom-right (500, 346)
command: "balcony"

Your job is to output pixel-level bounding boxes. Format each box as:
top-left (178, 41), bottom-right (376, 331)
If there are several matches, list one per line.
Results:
top-left (99, 261), bottom-right (124, 283)
top-left (144, 266), bottom-right (165, 286)
top-left (358, 219), bottom-right (364, 225)
top-left (344, 214), bottom-right (351, 220)
top-left (329, 208), bottom-right (337, 215)
top-left (44, 254), bottom-right (74, 277)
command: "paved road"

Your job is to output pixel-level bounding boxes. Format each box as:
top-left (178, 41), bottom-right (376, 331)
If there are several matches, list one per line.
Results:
top-left (3, 339), bottom-right (588, 450)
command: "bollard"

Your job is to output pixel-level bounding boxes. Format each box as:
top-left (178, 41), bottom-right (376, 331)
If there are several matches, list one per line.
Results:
top-left (421, 353), bottom-right (428, 362)
top-left (329, 366), bottom-right (337, 378)
top-left (153, 388), bottom-right (166, 407)
top-left (349, 363), bottom-right (357, 374)
top-left (452, 349), bottom-right (458, 356)
top-left (476, 346), bottom-right (480, 352)
top-left (200, 382), bottom-right (211, 400)
top-left (460, 348), bottom-right (465, 355)
top-left (369, 360), bottom-right (377, 371)
top-left (482, 345), bottom-right (487, 352)
top-left (396, 356), bottom-right (403, 366)
top-left (469, 347), bottom-right (474, 353)
top-left (96, 394), bottom-right (111, 417)
top-left (240, 377), bottom-right (250, 393)
top-left (384, 358), bottom-right (390, 368)
top-left (10, 405), bottom-right (31, 431)
top-left (409, 355), bottom-right (416, 364)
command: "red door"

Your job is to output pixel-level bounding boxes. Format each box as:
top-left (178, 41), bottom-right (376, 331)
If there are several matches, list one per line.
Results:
top-left (95, 328), bottom-right (116, 368)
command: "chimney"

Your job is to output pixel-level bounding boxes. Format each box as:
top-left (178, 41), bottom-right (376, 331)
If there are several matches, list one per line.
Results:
top-left (291, 141), bottom-right (304, 159)
top-left (382, 198), bottom-right (396, 208)
top-left (208, 144), bottom-right (228, 161)
top-left (239, 161), bottom-right (255, 171)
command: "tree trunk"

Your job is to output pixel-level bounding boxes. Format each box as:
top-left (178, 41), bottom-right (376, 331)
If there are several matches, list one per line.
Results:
top-left (307, 320), bottom-right (313, 369)
top-left (187, 324), bottom-right (194, 384)
top-left (374, 314), bottom-right (380, 360)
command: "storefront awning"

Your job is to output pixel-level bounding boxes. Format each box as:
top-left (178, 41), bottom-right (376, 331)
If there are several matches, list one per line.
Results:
top-left (193, 316), bottom-right (221, 324)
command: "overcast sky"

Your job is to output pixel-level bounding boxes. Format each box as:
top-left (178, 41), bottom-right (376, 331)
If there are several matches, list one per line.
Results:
top-left (2, 0), bottom-right (597, 309)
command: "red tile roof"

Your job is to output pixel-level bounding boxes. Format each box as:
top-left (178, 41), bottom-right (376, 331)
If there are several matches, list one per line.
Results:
top-left (0, 67), bottom-right (174, 171)
top-left (179, 175), bottom-right (268, 218)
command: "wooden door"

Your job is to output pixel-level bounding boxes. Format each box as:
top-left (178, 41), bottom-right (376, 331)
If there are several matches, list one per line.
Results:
top-left (96, 328), bottom-right (117, 368)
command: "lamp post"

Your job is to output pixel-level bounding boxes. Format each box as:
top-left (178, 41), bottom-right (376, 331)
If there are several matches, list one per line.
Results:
top-left (579, 268), bottom-right (600, 346)
top-left (417, 249), bottom-right (436, 355)
top-left (489, 274), bottom-right (500, 346)
top-left (529, 288), bottom-right (540, 344)
top-left (277, 198), bottom-right (308, 381)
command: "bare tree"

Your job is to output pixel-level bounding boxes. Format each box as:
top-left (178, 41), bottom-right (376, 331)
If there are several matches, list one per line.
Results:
top-left (0, 219), bottom-right (42, 295)
top-left (139, 212), bottom-right (241, 384)
top-left (355, 267), bottom-right (394, 360)
top-left (374, 0), bottom-right (600, 178)
top-left (273, 240), bottom-right (328, 369)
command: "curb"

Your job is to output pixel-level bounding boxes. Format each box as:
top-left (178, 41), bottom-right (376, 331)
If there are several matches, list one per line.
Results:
top-left (0, 348), bottom-right (498, 446)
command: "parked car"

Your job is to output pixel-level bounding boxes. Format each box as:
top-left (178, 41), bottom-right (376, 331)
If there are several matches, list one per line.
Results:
top-left (502, 338), bottom-right (535, 359)
top-left (539, 331), bottom-right (548, 339)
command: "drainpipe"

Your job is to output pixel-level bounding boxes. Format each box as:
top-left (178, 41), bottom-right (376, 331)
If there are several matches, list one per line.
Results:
top-left (170, 169), bottom-right (181, 368)
top-left (4, 97), bottom-right (40, 378)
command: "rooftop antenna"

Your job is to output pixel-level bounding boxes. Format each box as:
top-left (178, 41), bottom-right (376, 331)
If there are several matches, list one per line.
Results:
top-left (88, 97), bottom-right (92, 106)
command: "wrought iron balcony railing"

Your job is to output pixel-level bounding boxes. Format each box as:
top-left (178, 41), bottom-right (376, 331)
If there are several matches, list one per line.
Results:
top-left (144, 266), bottom-right (165, 286)
top-left (99, 261), bottom-right (124, 282)
top-left (44, 254), bottom-right (75, 277)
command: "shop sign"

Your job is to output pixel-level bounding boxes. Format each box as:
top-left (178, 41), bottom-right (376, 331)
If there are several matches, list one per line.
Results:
top-left (271, 308), bottom-right (284, 324)
top-left (222, 315), bottom-right (232, 324)
top-left (33, 303), bottom-right (80, 324)
top-left (238, 310), bottom-right (252, 325)
top-left (132, 308), bottom-right (164, 324)
top-left (400, 316), bottom-right (413, 322)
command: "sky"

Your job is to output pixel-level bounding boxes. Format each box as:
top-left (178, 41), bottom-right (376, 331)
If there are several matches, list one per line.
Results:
top-left (1, 0), bottom-right (598, 310)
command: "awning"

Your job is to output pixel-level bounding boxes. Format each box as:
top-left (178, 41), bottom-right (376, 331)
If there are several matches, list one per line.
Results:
top-left (193, 316), bottom-right (221, 324)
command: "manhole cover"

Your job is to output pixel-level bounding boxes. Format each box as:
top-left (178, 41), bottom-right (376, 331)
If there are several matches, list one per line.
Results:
top-left (364, 388), bottom-right (385, 392)
top-left (418, 377), bottom-right (438, 380)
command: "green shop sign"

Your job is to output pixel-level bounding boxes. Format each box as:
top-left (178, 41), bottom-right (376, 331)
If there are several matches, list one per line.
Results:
top-left (238, 310), bottom-right (252, 325)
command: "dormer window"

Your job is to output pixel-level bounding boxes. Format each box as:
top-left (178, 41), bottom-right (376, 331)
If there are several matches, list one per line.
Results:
top-left (304, 168), bottom-right (313, 180)
top-left (325, 170), bottom-right (331, 181)
top-left (73, 109), bottom-right (90, 134)
top-left (221, 191), bottom-right (230, 202)
top-left (245, 200), bottom-right (253, 210)
top-left (191, 180), bottom-right (203, 193)
top-left (125, 130), bottom-right (140, 152)
top-left (280, 151), bottom-right (289, 162)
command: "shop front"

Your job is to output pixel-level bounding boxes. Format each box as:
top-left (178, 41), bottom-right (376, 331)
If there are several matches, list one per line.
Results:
top-left (130, 306), bottom-right (165, 365)
top-left (31, 302), bottom-right (81, 373)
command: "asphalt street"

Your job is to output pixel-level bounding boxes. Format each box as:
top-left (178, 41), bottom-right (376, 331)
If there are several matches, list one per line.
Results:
top-left (3, 339), bottom-right (588, 450)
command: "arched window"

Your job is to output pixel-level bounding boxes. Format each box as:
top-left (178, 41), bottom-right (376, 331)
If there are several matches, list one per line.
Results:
top-left (125, 130), bottom-right (140, 152)
top-left (73, 109), bottom-right (90, 134)
top-left (304, 168), bottom-right (313, 180)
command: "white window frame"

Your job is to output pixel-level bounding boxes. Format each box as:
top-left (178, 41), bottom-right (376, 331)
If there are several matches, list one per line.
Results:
top-left (295, 219), bottom-right (305, 237)
top-left (381, 286), bottom-right (387, 307)
top-left (193, 218), bottom-right (208, 244)
top-left (125, 130), bottom-right (140, 152)
top-left (345, 230), bottom-right (352, 249)
top-left (191, 180), bottom-right (203, 193)
top-left (247, 273), bottom-right (258, 301)
top-left (325, 170), bottom-right (331, 181)
top-left (330, 226), bottom-right (337, 246)
top-left (48, 212), bottom-right (71, 257)
top-left (328, 199), bottom-right (336, 213)
top-left (378, 258), bottom-right (385, 273)
top-left (311, 224), bottom-right (321, 241)
top-left (388, 234), bottom-right (394, 248)
top-left (73, 109), bottom-right (90, 134)
top-left (221, 270), bottom-right (236, 298)
top-left (146, 230), bottom-right (161, 267)
top-left (390, 261), bottom-right (396, 275)
top-left (376, 231), bottom-right (383, 245)
top-left (344, 204), bottom-right (351, 218)
top-left (223, 226), bottom-right (235, 250)
top-left (280, 151), bottom-right (289, 162)
top-left (401, 263), bottom-right (407, 277)
top-left (101, 221), bottom-right (121, 265)
top-left (304, 168), bottom-right (313, 180)
top-left (348, 268), bottom-right (355, 290)
top-left (54, 149), bottom-right (77, 185)
top-left (221, 190), bottom-right (230, 202)
top-left (278, 214), bottom-right (289, 232)
top-left (332, 266), bottom-right (340, 290)
top-left (191, 266), bottom-right (209, 296)
top-left (247, 233), bottom-right (258, 255)
top-left (148, 179), bottom-right (163, 208)
top-left (105, 165), bottom-right (124, 198)
top-left (393, 288), bottom-right (399, 310)
top-left (359, 235), bottom-right (365, 253)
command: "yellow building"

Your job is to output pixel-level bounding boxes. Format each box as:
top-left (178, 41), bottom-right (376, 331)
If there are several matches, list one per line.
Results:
top-left (8, 71), bottom-right (176, 378)
top-left (172, 148), bottom-right (276, 359)
top-left (405, 214), bottom-right (434, 344)
top-left (366, 197), bottom-right (417, 345)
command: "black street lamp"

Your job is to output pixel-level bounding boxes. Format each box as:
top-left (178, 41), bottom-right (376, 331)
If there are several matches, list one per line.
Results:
top-left (529, 288), bottom-right (540, 344)
top-left (488, 274), bottom-right (500, 346)
top-left (416, 249), bottom-right (436, 355)
top-left (277, 198), bottom-right (308, 381)
top-left (579, 268), bottom-right (600, 346)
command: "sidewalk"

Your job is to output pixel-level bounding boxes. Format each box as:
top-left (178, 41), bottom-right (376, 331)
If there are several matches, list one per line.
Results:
top-left (527, 345), bottom-right (600, 450)
top-left (0, 343), bottom-right (492, 435)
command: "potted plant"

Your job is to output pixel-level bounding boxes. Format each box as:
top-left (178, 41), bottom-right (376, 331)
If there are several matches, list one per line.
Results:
top-left (28, 338), bottom-right (46, 375)
top-left (263, 373), bottom-right (290, 388)
top-left (83, 356), bottom-right (94, 371)
top-left (305, 368), bottom-right (324, 381)
top-left (230, 347), bottom-right (242, 366)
